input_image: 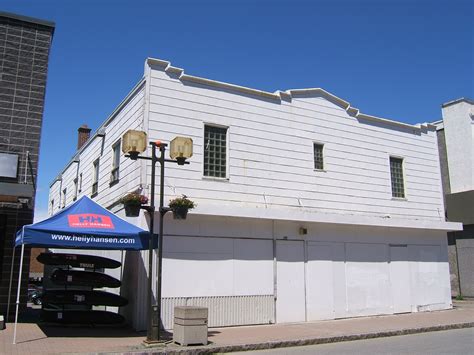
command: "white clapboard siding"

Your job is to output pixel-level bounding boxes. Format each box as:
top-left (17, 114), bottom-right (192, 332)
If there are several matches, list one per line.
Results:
top-left (148, 76), bottom-right (438, 147)
top-left (145, 67), bottom-right (444, 222)
top-left (48, 82), bottom-right (146, 213)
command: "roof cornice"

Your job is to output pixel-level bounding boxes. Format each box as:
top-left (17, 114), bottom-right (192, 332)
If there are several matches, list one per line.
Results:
top-left (146, 57), bottom-right (434, 133)
top-left (442, 97), bottom-right (474, 108)
top-left (49, 78), bottom-right (146, 187)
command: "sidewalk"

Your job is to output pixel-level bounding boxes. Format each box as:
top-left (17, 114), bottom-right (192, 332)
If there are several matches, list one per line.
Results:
top-left (1, 300), bottom-right (473, 354)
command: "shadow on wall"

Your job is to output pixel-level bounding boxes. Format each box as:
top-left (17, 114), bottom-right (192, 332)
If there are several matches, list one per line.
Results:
top-left (158, 234), bottom-right (447, 264)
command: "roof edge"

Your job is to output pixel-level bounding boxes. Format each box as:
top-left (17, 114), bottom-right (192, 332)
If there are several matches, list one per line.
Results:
top-left (49, 78), bottom-right (146, 188)
top-left (0, 11), bottom-right (55, 29)
top-left (145, 57), bottom-right (435, 133)
top-left (442, 97), bottom-right (474, 108)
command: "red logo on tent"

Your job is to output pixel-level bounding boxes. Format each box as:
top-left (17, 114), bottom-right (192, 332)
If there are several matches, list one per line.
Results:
top-left (68, 214), bottom-right (114, 229)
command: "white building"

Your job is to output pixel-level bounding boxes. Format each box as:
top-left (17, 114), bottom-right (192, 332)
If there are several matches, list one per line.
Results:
top-left (49, 58), bottom-right (462, 330)
top-left (434, 98), bottom-right (474, 297)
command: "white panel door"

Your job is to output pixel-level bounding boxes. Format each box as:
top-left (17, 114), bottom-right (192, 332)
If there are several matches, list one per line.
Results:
top-left (345, 243), bottom-right (391, 316)
top-left (306, 242), bottom-right (335, 320)
top-left (389, 245), bottom-right (411, 313)
top-left (411, 245), bottom-right (444, 307)
top-left (276, 240), bottom-right (305, 323)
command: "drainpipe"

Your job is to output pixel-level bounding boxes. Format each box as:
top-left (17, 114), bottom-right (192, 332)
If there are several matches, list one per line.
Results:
top-left (272, 220), bottom-right (277, 324)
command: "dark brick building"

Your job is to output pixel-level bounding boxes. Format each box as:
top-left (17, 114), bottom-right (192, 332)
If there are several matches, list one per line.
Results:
top-left (0, 11), bottom-right (54, 317)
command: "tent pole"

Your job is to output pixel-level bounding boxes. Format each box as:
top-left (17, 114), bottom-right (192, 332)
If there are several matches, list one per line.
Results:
top-left (6, 245), bottom-right (16, 322)
top-left (13, 243), bottom-right (25, 345)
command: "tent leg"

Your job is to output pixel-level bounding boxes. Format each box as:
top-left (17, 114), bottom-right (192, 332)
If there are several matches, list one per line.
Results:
top-left (6, 245), bottom-right (16, 322)
top-left (13, 244), bottom-right (25, 345)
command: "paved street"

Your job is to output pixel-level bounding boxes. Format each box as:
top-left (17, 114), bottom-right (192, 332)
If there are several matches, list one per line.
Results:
top-left (233, 328), bottom-right (474, 355)
top-left (1, 301), bottom-right (473, 354)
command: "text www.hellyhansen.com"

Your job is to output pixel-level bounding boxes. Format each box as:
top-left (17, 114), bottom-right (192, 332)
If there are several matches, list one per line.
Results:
top-left (51, 234), bottom-right (134, 244)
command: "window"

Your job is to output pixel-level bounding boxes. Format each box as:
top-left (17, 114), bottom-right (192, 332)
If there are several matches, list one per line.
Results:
top-left (110, 140), bottom-right (120, 184)
top-left (50, 199), bottom-right (54, 213)
top-left (313, 143), bottom-right (324, 170)
top-left (390, 157), bottom-right (405, 198)
top-left (204, 125), bottom-right (228, 178)
top-left (73, 177), bottom-right (78, 200)
top-left (62, 188), bottom-right (67, 208)
top-left (78, 173), bottom-right (82, 193)
top-left (92, 159), bottom-right (99, 197)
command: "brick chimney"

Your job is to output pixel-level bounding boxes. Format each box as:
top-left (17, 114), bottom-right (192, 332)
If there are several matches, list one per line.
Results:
top-left (77, 124), bottom-right (91, 149)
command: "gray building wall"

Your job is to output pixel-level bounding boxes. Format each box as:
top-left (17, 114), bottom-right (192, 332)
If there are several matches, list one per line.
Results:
top-left (0, 12), bottom-right (54, 316)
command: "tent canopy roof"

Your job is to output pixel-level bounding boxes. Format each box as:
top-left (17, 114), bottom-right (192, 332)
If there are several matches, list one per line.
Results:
top-left (15, 196), bottom-right (150, 250)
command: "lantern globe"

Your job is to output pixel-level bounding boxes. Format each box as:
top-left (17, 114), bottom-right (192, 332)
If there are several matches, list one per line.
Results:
top-left (122, 130), bottom-right (147, 157)
top-left (170, 137), bottom-right (193, 161)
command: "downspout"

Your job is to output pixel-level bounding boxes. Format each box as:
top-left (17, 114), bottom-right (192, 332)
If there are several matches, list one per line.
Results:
top-left (272, 219), bottom-right (277, 324)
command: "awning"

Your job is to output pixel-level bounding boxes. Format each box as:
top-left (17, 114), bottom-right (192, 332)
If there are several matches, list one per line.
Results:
top-left (15, 196), bottom-right (150, 250)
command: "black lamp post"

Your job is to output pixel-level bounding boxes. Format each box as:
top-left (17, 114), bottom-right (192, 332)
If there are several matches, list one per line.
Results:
top-left (122, 131), bottom-right (192, 342)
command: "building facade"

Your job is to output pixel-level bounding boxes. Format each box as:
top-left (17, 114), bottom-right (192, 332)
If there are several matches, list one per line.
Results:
top-left (0, 12), bottom-right (55, 316)
top-left (49, 58), bottom-right (461, 330)
top-left (435, 98), bottom-right (474, 297)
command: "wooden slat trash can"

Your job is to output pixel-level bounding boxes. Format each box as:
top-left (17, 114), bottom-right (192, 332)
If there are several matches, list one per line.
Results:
top-left (173, 306), bottom-right (208, 346)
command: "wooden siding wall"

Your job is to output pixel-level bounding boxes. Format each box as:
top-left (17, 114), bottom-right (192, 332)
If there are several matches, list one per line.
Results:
top-left (146, 67), bottom-right (444, 221)
top-left (48, 84), bottom-right (146, 214)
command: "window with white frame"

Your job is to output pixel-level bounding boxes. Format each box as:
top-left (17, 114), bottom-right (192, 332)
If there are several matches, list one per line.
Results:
top-left (73, 177), bottom-right (78, 200)
top-left (78, 173), bottom-right (82, 193)
top-left (313, 143), bottom-right (324, 170)
top-left (92, 159), bottom-right (99, 197)
top-left (62, 188), bottom-right (67, 208)
top-left (50, 199), bottom-right (54, 213)
top-left (204, 125), bottom-right (227, 178)
top-left (390, 157), bottom-right (405, 198)
top-left (110, 140), bottom-right (121, 184)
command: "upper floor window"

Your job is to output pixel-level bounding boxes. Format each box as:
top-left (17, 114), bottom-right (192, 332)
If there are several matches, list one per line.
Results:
top-left (204, 125), bottom-right (227, 178)
top-left (390, 157), bottom-right (405, 198)
top-left (110, 140), bottom-right (121, 185)
top-left (62, 188), bottom-right (67, 208)
top-left (313, 143), bottom-right (324, 170)
top-left (92, 159), bottom-right (99, 197)
top-left (73, 177), bottom-right (78, 200)
top-left (78, 173), bottom-right (83, 193)
top-left (50, 199), bottom-right (54, 213)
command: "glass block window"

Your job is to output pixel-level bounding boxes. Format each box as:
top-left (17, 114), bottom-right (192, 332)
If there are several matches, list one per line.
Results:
top-left (204, 125), bottom-right (227, 178)
top-left (110, 140), bottom-right (121, 184)
top-left (390, 157), bottom-right (405, 198)
top-left (314, 143), bottom-right (324, 170)
top-left (92, 159), bottom-right (99, 196)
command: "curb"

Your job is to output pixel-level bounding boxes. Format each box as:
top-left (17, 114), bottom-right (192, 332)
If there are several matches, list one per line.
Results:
top-left (120, 321), bottom-right (474, 355)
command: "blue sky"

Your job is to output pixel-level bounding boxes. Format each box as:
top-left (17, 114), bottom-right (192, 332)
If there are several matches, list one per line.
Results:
top-left (2, 0), bottom-right (473, 221)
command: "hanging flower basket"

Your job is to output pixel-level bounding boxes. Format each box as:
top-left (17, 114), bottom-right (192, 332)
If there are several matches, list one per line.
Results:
top-left (124, 204), bottom-right (141, 217)
top-left (119, 193), bottom-right (148, 217)
top-left (168, 195), bottom-right (196, 220)
top-left (172, 207), bottom-right (189, 219)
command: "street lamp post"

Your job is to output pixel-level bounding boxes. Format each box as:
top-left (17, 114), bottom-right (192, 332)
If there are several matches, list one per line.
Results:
top-left (122, 131), bottom-right (193, 342)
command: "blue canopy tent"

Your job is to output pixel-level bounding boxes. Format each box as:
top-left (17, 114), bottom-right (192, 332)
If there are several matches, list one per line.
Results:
top-left (9, 196), bottom-right (151, 344)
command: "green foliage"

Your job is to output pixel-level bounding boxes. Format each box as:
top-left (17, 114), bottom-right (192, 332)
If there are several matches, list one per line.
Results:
top-left (168, 195), bottom-right (196, 210)
top-left (119, 193), bottom-right (148, 205)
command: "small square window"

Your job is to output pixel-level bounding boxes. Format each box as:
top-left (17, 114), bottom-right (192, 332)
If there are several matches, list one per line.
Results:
top-left (314, 143), bottom-right (324, 170)
top-left (390, 157), bottom-right (405, 198)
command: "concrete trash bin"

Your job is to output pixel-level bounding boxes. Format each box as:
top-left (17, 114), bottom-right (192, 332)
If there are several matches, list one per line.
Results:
top-left (173, 306), bottom-right (208, 346)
